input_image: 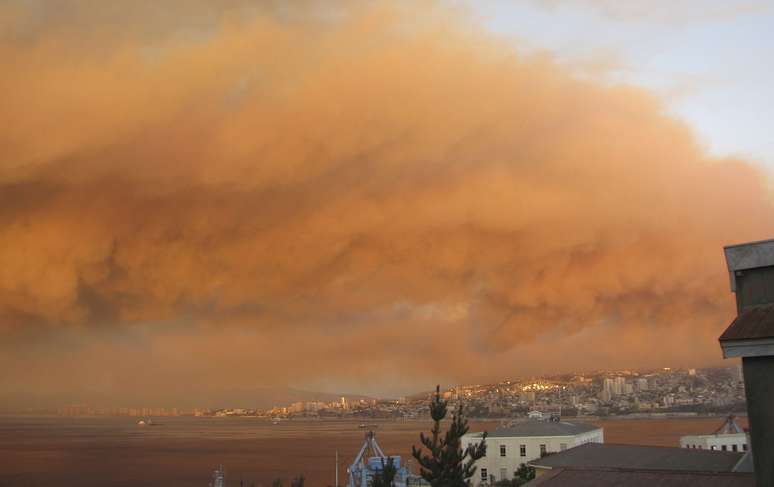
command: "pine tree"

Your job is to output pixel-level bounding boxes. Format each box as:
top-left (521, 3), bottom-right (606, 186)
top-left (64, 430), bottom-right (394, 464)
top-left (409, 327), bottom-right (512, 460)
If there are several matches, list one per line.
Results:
top-left (515, 463), bottom-right (535, 482)
top-left (411, 385), bottom-right (487, 486)
top-left (371, 457), bottom-right (397, 487)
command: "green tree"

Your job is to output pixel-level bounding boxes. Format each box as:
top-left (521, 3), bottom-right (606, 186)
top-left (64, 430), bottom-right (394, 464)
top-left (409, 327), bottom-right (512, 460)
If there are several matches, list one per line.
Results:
top-left (411, 385), bottom-right (487, 487)
top-left (372, 457), bottom-right (397, 487)
top-left (515, 463), bottom-right (535, 482)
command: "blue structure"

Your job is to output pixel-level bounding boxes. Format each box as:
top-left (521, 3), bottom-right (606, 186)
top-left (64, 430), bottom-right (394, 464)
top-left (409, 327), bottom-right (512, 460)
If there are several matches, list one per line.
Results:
top-left (347, 431), bottom-right (412, 487)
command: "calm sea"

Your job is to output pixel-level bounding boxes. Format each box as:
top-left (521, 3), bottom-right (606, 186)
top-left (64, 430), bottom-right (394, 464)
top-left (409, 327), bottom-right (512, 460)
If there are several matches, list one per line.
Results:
top-left (0, 415), bottom-right (743, 487)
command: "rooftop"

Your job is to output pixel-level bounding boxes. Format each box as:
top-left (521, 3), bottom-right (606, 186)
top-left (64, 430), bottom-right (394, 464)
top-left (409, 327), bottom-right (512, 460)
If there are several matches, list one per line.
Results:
top-left (529, 443), bottom-right (744, 473)
top-left (524, 467), bottom-right (754, 487)
top-left (724, 238), bottom-right (774, 273)
top-left (719, 304), bottom-right (774, 342)
top-left (467, 420), bottom-right (600, 439)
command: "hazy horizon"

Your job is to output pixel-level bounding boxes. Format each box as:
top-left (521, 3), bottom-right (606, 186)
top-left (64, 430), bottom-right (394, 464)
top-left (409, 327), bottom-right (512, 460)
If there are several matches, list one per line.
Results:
top-left (1, 357), bottom-right (741, 411)
top-left (1, 1), bottom-right (772, 405)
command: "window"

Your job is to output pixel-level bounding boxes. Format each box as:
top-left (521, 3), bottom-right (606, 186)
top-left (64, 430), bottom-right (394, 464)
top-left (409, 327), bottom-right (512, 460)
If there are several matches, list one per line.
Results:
top-left (722, 445), bottom-right (727, 451)
top-left (500, 445), bottom-right (506, 457)
top-left (480, 468), bottom-right (488, 481)
top-left (520, 444), bottom-right (526, 457)
top-left (500, 468), bottom-right (507, 481)
top-left (560, 443), bottom-right (567, 451)
top-left (743, 444), bottom-right (748, 451)
top-left (732, 444), bottom-right (738, 452)
top-left (540, 444), bottom-right (547, 457)
top-left (711, 446), bottom-right (717, 450)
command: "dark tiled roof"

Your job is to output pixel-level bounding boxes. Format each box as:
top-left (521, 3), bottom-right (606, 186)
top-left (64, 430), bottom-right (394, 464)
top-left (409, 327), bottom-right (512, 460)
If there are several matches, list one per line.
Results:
top-left (525, 467), bottom-right (755, 487)
top-left (529, 443), bottom-right (743, 472)
top-left (469, 420), bottom-right (600, 438)
top-left (733, 451), bottom-right (754, 473)
top-left (719, 304), bottom-right (774, 341)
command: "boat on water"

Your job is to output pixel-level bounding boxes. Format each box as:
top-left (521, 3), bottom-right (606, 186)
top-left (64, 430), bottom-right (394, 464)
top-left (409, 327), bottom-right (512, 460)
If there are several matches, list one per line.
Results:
top-left (136, 418), bottom-right (161, 426)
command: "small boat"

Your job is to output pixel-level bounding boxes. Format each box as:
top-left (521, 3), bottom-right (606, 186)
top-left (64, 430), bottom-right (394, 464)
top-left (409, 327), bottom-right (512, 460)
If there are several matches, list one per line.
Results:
top-left (137, 418), bottom-right (161, 426)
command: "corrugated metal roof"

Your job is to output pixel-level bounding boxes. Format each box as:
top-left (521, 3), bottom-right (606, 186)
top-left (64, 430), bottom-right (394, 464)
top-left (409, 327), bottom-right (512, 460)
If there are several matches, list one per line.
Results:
top-left (529, 443), bottom-right (743, 472)
top-left (468, 420), bottom-right (600, 438)
top-left (719, 304), bottom-right (774, 341)
top-left (525, 467), bottom-right (755, 487)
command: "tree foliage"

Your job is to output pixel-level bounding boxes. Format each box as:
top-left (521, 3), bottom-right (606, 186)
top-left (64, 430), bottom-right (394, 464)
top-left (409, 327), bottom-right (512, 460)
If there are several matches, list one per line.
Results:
top-left (411, 385), bottom-right (487, 487)
top-left (515, 463), bottom-right (535, 482)
top-left (493, 464), bottom-right (536, 486)
top-left (371, 456), bottom-right (398, 487)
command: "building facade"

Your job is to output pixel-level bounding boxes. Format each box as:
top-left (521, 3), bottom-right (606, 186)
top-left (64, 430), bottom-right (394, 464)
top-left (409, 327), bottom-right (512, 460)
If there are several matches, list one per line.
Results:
top-left (462, 419), bottom-right (603, 486)
top-left (680, 415), bottom-right (749, 453)
top-left (680, 432), bottom-right (748, 452)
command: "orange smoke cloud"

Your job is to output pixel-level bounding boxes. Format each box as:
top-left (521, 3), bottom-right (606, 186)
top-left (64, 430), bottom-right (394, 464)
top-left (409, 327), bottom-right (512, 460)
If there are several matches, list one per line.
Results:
top-left (0, 1), bottom-right (771, 403)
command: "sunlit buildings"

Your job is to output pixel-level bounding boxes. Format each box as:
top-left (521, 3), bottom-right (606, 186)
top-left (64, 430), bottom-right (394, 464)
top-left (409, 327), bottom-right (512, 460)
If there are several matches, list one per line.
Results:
top-left (613, 377), bottom-right (626, 396)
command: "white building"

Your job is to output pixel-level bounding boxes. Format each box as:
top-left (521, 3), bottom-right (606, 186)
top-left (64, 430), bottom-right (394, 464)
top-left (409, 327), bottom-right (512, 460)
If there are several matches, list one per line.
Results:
top-left (613, 377), bottom-right (626, 395)
top-left (680, 415), bottom-right (749, 453)
top-left (462, 419), bottom-right (604, 486)
top-left (600, 378), bottom-right (614, 402)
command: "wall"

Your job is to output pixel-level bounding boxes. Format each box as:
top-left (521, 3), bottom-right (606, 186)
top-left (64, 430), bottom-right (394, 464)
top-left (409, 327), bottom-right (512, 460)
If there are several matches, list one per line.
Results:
top-left (463, 429), bottom-right (604, 486)
top-left (679, 433), bottom-right (748, 452)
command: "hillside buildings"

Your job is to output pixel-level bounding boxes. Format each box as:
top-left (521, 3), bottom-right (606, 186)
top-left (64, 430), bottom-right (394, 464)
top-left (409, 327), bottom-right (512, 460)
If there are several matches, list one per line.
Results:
top-left (518, 238), bottom-right (772, 486)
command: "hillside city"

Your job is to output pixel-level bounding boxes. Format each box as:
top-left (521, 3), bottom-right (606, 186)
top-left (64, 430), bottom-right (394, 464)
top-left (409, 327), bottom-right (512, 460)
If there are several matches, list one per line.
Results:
top-left (55, 365), bottom-right (746, 419)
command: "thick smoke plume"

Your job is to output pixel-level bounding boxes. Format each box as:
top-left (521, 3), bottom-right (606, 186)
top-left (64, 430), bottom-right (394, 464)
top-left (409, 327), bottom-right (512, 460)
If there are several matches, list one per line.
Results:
top-left (1, 1), bottom-right (771, 403)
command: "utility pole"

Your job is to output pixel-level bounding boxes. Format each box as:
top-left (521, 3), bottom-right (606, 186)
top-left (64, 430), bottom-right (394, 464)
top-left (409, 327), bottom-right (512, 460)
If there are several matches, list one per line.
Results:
top-left (335, 450), bottom-right (339, 487)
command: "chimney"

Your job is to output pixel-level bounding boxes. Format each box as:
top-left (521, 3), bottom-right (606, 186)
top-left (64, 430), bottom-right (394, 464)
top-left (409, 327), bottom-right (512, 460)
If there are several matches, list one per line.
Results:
top-left (720, 238), bottom-right (774, 486)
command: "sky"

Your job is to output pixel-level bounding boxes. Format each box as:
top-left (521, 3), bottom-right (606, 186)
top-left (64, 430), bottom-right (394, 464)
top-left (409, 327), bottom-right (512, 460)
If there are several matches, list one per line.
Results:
top-left (469, 0), bottom-right (774, 167)
top-left (1, 0), bottom-right (773, 407)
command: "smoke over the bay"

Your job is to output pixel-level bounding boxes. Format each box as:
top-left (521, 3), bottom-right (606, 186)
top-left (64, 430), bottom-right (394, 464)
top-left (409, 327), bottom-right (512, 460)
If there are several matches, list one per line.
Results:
top-left (1, 1), bottom-right (771, 402)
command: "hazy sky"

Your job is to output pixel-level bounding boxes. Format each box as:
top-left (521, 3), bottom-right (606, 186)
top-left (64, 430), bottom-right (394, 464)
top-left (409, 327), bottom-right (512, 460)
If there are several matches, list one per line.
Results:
top-left (1, 1), bottom-right (773, 406)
